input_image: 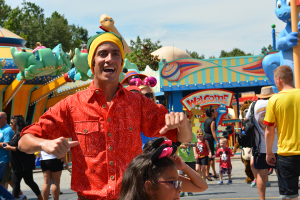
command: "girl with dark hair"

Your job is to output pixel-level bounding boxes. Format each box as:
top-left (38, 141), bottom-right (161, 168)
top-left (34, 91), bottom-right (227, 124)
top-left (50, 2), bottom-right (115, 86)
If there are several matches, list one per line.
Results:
top-left (3, 115), bottom-right (42, 200)
top-left (203, 107), bottom-right (220, 181)
top-left (118, 138), bottom-right (207, 200)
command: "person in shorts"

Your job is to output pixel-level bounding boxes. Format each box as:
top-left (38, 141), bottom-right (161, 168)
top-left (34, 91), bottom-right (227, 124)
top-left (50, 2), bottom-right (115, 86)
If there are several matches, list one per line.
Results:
top-left (194, 128), bottom-right (212, 181)
top-left (246, 86), bottom-right (278, 199)
top-left (264, 65), bottom-right (300, 200)
top-left (40, 151), bottom-right (68, 200)
top-left (215, 138), bottom-right (235, 185)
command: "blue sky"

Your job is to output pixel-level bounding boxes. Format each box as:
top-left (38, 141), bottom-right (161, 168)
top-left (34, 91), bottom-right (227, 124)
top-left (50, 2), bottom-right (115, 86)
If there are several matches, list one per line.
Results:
top-left (7, 0), bottom-right (285, 58)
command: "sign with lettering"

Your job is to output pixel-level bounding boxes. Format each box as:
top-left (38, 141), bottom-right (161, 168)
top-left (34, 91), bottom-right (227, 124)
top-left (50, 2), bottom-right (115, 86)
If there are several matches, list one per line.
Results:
top-left (181, 89), bottom-right (234, 134)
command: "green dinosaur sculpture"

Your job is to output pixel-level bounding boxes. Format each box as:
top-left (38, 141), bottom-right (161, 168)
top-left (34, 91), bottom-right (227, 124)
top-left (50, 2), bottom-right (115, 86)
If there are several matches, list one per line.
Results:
top-left (73, 48), bottom-right (94, 81)
top-left (0, 58), bottom-right (6, 77)
top-left (10, 44), bottom-right (72, 80)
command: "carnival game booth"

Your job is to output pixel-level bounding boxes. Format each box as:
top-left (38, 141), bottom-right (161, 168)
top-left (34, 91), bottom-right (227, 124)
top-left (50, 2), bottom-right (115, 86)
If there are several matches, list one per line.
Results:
top-left (159, 50), bottom-right (274, 147)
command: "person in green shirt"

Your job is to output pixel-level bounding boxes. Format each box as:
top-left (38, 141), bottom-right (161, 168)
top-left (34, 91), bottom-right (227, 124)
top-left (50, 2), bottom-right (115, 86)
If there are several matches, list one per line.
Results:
top-left (178, 130), bottom-right (198, 197)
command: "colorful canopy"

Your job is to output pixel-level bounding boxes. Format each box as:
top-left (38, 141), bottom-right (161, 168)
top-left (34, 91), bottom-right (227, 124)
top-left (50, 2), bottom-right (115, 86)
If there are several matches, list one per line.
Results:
top-left (0, 27), bottom-right (26, 46)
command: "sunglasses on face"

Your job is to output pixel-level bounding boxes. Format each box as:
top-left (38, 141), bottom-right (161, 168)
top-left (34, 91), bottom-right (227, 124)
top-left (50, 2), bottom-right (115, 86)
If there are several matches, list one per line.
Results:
top-left (144, 92), bottom-right (153, 99)
top-left (156, 180), bottom-right (182, 189)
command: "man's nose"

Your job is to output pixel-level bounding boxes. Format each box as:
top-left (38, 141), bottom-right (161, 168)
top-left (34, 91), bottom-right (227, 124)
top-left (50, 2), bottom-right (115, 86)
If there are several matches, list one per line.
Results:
top-left (105, 53), bottom-right (113, 62)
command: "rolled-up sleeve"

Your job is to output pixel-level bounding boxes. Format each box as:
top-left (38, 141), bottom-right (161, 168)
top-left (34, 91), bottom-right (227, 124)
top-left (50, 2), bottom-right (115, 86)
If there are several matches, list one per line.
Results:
top-left (21, 98), bottom-right (74, 139)
top-left (140, 97), bottom-right (177, 142)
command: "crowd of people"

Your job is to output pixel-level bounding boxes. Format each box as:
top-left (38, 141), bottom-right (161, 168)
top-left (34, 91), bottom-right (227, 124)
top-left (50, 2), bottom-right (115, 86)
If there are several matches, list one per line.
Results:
top-left (0, 30), bottom-right (298, 200)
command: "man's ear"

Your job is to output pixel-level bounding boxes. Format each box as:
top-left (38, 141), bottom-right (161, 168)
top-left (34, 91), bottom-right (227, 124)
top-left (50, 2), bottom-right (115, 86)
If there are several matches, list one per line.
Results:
top-left (92, 58), bottom-right (95, 74)
top-left (144, 180), bottom-right (152, 195)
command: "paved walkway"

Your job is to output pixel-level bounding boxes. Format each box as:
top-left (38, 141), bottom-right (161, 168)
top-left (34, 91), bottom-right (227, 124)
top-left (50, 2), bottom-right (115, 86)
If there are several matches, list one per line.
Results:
top-left (11, 156), bottom-right (282, 200)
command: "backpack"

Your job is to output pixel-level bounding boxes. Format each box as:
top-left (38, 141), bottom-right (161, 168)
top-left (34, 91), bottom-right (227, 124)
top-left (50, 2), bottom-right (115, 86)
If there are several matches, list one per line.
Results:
top-left (236, 101), bottom-right (258, 148)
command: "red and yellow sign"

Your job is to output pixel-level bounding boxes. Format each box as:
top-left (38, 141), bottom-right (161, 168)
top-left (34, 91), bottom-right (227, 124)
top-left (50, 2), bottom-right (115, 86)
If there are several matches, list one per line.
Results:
top-left (181, 89), bottom-right (234, 134)
top-left (181, 89), bottom-right (234, 111)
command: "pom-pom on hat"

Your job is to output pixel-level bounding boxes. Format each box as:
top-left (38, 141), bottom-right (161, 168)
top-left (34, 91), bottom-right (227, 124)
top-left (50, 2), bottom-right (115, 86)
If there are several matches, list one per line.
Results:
top-left (121, 69), bottom-right (147, 85)
top-left (87, 32), bottom-right (124, 75)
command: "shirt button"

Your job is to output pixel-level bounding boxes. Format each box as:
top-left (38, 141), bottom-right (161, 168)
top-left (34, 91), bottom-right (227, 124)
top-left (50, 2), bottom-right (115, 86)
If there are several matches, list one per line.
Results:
top-left (109, 146), bottom-right (113, 151)
top-left (108, 133), bottom-right (112, 137)
top-left (102, 104), bottom-right (106, 108)
top-left (110, 175), bottom-right (114, 180)
top-left (95, 90), bottom-right (99, 94)
top-left (83, 129), bottom-right (87, 133)
top-left (109, 161), bottom-right (114, 165)
top-left (107, 118), bottom-right (111, 122)
top-left (129, 127), bottom-right (133, 131)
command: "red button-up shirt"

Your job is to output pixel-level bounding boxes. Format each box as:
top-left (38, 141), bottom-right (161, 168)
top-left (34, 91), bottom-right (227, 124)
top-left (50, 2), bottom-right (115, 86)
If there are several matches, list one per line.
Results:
top-left (21, 81), bottom-right (177, 199)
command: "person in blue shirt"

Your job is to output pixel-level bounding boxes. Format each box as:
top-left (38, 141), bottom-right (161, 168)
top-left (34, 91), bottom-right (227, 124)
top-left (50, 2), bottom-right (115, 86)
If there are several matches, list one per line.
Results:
top-left (0, 112), bottom-right (16, 190)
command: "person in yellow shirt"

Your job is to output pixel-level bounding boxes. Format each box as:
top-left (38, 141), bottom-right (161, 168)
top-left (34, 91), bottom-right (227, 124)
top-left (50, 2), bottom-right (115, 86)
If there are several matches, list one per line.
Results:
top-left (264, 65), bottom-right (300, 200)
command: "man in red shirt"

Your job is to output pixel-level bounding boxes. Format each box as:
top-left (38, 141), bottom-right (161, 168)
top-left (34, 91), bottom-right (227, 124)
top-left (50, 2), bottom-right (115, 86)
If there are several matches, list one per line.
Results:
top-left (18, 31), bottom-right (192, 200)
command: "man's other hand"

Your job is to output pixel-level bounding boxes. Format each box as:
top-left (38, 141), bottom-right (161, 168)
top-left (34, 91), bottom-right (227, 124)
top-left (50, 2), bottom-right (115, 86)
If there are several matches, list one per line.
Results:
top-left (266, 152), bottom-right (276, 166)
top-left (41, 137), bottom-right (78, 158)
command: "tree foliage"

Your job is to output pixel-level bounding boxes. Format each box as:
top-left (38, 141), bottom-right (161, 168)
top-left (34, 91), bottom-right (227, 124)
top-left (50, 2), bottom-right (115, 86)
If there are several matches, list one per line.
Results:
top-left (219, 48), bottom-right (252, 58)
top-left (186, 50), bottom-right (205, 59)
top-left (0, 0), bottom-right (11, 27)
top-left (126, 36), bottom-right (162, 71)
top-left (1, 0), bottom-right (88, 51)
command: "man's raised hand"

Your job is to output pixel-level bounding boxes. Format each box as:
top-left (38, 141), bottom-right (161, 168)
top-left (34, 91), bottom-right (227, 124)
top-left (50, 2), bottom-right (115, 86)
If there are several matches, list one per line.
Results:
top-left (159, 112), bottom-right (187, 135)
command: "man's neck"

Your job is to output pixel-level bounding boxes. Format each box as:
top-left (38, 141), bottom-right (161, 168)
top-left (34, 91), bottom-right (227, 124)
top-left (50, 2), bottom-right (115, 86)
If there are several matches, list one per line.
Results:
top-left (0, 123), bottom-right (6, 129)
top-left (281, 84), bottom-right (295, 91)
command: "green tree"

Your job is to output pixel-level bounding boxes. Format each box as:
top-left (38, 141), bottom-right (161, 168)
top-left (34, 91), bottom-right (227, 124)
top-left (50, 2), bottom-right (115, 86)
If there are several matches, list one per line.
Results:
top-left (0, 0), bottom-right (11, 27)
top-left (69, 24), bottom-right (88, 52)
top-left (209, 55), bottom-right (216, 59)
top-left (2, 1), bottom-right (88, 52)
top-left (126, 36), bottom-right (162, 71)
top-left (219, 48), bottom-right (252, 58)
top-left (186, 50), bottom-right (205, 59)
top-left (268, 44), bottom-right (273, 51)
top-left (3, 1), bottom-right (45, 48)
top-left (43, 12), bottom-right (72, 50)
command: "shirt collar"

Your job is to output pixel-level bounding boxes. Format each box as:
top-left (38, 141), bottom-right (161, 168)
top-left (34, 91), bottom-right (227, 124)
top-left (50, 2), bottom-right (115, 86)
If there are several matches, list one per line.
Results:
top-left (87, 80), bottom-right (126, 101)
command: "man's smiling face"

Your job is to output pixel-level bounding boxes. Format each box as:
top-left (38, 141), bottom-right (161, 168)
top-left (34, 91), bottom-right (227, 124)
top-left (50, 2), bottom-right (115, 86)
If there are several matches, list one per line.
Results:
top-left (93, 42), bottom-right (122, 85)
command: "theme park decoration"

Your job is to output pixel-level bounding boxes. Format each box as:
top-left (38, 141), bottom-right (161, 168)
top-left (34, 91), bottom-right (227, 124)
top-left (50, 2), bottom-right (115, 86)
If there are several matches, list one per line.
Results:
top-left (11, 44), bottom-right (72, 80)
top-left (161, 58), bottom-right (217, 82)
top-left (160, 54), bottom-right (272, 94)
top-left (262, 0), bottom-right (299, 85)
top-left (291, 0), bottom-right (300, 88)
top-left (181, 89), bottom-right (234, 136)
top-left (72, 48), bottom-right (93, 81)
top-left (100, 14), bottom-right (132, 54)
top-left (0, 59), bottom-right (6, 77)
top-left (121, 68), bottom-right (157, 88)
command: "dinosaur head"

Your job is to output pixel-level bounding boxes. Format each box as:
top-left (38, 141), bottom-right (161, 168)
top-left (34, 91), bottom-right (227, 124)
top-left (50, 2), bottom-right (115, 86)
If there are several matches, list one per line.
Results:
top-left (100, 14), bottom-right (115, 31)
top-left (216, 104), bottom-right (227, 114)
top-left (62, 51), bottom-right (72, 72)
top-left (275, 0), bottom-right (291, 23)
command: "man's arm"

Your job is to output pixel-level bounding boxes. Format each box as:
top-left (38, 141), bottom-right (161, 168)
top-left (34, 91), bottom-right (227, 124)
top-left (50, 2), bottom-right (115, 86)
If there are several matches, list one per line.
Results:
top-left (19, 134), bottom-right (78, 158)
top-left (265, 125), bottom-right (276, 166)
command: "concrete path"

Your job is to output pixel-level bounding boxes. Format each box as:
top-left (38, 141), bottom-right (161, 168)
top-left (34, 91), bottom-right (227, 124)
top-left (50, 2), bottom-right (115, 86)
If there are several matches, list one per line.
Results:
top-left (11, 157), bottom-right (283, 200)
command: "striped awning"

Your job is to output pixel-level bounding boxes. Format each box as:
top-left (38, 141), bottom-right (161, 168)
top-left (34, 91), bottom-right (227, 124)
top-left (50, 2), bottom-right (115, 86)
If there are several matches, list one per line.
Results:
top-left (0, 28), bottom-right (26, 46)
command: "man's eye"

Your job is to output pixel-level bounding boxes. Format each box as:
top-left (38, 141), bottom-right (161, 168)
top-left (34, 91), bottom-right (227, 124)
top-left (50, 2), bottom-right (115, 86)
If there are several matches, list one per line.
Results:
top-left (99, 52), bottom-right (107, 57)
